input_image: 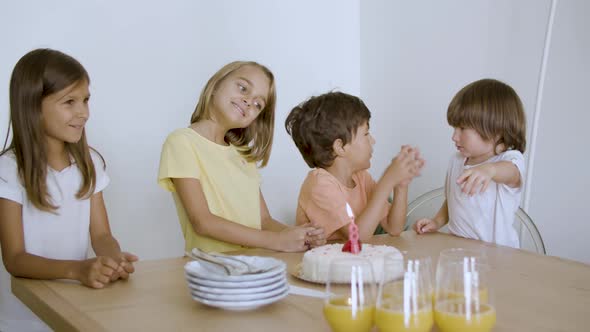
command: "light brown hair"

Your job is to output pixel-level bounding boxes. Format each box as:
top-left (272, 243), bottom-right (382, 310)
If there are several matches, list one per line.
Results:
top-left (447, 78), bottom-right (526, 153)
top-left (1, 48), bottom-right (102, 212)
top-left (285, 91), bottom-right (371, 168)
top-left (190, 61), bottom-right (276, 167)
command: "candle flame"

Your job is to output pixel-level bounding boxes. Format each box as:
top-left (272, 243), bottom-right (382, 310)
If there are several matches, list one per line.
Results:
top-left (345, 202), bottom-right (354, 218)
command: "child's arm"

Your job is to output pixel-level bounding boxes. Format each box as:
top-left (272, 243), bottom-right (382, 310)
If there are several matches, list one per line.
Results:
top-left (457, 161), bottom-right (521, 196)
top-left (172, 178), bottom-right (317, 252)
top-left (380, 146), bottom-right (425, 236)
top-left (414, 199), bottom-right (449, 234)
top-left (0, 198), bottom-right (120, 288)
top-left (259, 192), bottom-right (326, 247)
top-left (258, 192), bottom-right (288, 232)
top-left (89, 192), bottom-right (138, 281)
top-left (339, 146), bottom-right (422, 241)
top-left (335, 172), bottom-right (391, 241)
top-left (380, 185), bottom-right (408, 236)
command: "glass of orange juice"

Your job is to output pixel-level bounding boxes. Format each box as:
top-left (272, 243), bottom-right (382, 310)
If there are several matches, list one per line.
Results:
top-left (375, 252), bottom-right (434, 332)
top-left (435, 249), bottom-right (496, 332)
top-left (436, 248), bottom-right (490, 304)
top-left (323, 258), bottom-right (376, 332)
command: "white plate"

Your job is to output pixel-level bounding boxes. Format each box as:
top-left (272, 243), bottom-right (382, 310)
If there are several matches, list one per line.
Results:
top-left (185, 271), bottom-right (286, 288)
top-left (187, 278), bottom-right (287, 294)
top-left (184, 256), bottom-right (286, 281)
top-left (190, 289), bottom-right (289, 311)
top-left (190, 282), bottom-right (289, 301)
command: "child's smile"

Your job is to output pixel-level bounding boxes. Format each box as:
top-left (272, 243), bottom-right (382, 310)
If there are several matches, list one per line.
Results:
top-left (212, 65), bottom-right (269, 128)
top-left (41, 79), bottom-right (90, 146)
top-left (231, 101), bottom-right (247, 117)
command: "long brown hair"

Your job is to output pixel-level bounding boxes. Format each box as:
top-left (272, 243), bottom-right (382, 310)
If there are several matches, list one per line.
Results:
top-left (1, 48), bottom-right (101, 212)
top-left (447, 78), bottom-right (526, 153)
top-left (190, 61), bottom-right (276, 167)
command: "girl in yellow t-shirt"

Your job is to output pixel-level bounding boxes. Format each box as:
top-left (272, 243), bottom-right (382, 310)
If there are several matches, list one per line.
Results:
top-left (158, 61), bottom-right (325, 253)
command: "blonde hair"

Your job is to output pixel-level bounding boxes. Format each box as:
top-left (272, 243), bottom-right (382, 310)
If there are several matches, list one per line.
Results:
top-left (1, 48), bottom-right (102, 212)
top-left (447, 78), bottom-right (526, 153)
top-left (190, 61), bottom-right (276, 167)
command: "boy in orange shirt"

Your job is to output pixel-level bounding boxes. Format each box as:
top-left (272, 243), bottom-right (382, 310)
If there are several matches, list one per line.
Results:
top-left (285, 92), bottom-right (424, 240)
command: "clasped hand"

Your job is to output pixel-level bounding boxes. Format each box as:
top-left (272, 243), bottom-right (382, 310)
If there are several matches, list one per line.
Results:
top-left (279, 223), bottom-right (325, 252)
top-left (78, 252), bottom-right (138, 288)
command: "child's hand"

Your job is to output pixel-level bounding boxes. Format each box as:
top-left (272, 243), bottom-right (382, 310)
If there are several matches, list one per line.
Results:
top-left (457, 163), bottom-right (495, 196)
top-left (407, 145), bottom-right (426, 177)
top-left (387, 145), bottom-right (424, 185)
top-left (398, 145), bottom-right (425, 187)
top-left (301, 222), bottom-right (326, 249)
top-left (277, 226), bottom-right (317, 252)
top-left (77, 256), bottom-right (119, 288)
top-left (110, 252), bottom-right (139, 281)
top-left (414, 218), bottom-right (439, 234)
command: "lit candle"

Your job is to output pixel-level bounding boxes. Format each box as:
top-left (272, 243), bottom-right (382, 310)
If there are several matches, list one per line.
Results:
top-left (346, 203), bottom-right (360, 254)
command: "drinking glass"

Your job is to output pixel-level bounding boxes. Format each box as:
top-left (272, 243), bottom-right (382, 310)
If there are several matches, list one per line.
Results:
top-left (323, 258), bottom-right (376, 332)
top-left (375, 252), bottom-right (434, 332)
top-left (434, 249), bottom-right (496, 332)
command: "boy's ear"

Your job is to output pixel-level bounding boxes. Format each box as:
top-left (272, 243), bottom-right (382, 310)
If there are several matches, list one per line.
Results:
top-left (333, 138), bottom-right (346, 157)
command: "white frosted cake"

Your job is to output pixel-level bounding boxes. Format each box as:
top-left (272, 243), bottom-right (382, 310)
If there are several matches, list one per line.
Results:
top-left (301, 243), bottom-right (402, 283)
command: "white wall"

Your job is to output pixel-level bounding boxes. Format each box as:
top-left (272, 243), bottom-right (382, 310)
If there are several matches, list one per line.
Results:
top-left (361, 0), bottom-right (590, 264)
top-left (528, 0), bottom-right (590, 264)
top-left (360, 0), bottom-right (549, 198)
top-left (0, 0), bottom-right (360, 261)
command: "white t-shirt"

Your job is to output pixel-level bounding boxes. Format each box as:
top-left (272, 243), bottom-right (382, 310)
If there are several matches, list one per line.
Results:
top-left (0, 149), bottom-right (108, 330)
top-left (445, 150), bottom-right (525, 248)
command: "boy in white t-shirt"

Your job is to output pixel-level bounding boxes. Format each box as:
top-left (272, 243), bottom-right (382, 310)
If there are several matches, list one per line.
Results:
top-left (415, 79), bottom-right (527, 248)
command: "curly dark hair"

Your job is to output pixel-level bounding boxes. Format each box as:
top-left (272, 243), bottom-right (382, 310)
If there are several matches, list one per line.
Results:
top-left (285, 91), bottom-right (371, 168)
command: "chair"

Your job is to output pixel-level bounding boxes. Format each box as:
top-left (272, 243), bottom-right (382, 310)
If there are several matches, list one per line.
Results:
top-left (405, 187), bottom-right (546, 254)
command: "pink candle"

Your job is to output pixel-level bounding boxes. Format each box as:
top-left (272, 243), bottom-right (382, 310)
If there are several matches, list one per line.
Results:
top-left (346, 203), bottom-right (360, 254)
top-left (349, 219), bottom-right (360, 254)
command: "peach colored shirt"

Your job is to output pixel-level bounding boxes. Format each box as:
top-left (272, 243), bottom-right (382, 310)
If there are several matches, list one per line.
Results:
top-left (295, 168), bottom-right (388, 240)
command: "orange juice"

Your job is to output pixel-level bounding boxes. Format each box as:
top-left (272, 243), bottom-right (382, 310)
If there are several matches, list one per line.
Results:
top-left (437, 288), bottom-right (489, 304)
top-left (323, 298), bottom-right (374, 332)
top-left (434, 300), bottom-right (496, 332)
top-left (375, 306), bottom-right (433, 332)
top-left (383, 280), bottom-right (434, 307)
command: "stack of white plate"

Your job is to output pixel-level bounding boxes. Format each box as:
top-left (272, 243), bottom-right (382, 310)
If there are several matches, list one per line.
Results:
top-left (184, 255), bottom-right (288, 311)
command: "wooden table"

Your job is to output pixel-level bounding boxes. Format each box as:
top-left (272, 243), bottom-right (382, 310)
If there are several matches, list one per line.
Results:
top-left (12, 232), bottom-right (590, 331)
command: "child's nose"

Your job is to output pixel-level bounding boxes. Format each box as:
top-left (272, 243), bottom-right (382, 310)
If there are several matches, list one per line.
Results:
top-left (451, 129), bottom-right (459, 142)
top-left (241, 98), bottom-right (251, 107)
top-left (77, 104), bottom-right (89, 119)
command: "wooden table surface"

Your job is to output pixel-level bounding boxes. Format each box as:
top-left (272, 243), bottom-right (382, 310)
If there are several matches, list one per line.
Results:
top-left (12, 231), bottom-right (590, 331)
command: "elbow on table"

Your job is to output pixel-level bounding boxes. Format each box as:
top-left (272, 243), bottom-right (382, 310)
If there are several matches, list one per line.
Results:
top-left (387, 228), bottom-right (403, 237)
top-left (3, 255), bottom-right (24, 277)
top-left (359, 232), bottom-right (375, 242)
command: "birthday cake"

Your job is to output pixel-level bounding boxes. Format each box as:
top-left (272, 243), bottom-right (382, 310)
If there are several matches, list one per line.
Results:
top-left (300, 243), bottom-right (402, 283)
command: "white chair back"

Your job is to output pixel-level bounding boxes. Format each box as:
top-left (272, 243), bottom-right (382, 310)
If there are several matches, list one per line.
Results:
top-left (406, 187), bottom-right (546, 254)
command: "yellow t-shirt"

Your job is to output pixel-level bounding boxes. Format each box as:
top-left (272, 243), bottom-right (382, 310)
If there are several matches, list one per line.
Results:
top-left (158, 128), bottom-right (261, 252)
